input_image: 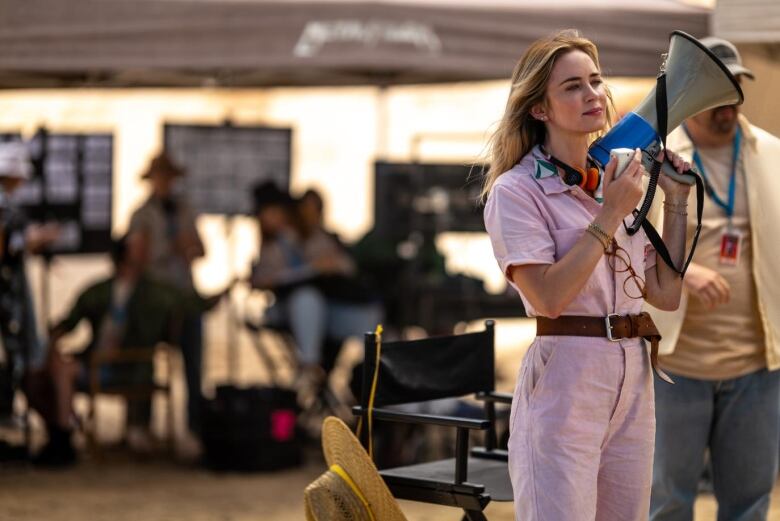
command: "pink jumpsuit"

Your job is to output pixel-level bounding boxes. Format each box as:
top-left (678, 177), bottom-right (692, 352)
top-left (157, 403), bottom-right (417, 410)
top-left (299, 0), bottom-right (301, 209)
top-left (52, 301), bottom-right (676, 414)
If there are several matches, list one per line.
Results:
top-left (484, 146), bottom-right (657, 521)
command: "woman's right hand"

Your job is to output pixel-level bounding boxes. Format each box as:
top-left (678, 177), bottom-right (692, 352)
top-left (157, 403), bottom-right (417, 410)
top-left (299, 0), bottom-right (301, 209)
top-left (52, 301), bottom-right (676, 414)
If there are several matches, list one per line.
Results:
top-left (601, 148), bottom-right (644, 218)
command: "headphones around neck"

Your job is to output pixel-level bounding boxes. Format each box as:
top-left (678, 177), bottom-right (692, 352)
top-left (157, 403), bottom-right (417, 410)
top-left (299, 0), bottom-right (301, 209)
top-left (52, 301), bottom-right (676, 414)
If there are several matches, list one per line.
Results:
top-left (544, 149), bottom-right (601, 191)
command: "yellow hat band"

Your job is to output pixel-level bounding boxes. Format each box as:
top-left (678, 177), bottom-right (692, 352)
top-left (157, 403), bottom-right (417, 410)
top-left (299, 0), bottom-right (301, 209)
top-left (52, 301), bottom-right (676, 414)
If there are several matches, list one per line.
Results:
top-left (329, 464), bottom-right (376, 521)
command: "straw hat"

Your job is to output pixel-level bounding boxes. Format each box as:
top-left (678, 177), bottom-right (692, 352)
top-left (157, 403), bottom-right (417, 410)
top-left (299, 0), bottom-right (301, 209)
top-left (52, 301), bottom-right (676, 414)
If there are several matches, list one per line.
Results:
top-left (304, 417), bottom-right (407, 521)
top-left (141, 152), bottom-right (185, 179)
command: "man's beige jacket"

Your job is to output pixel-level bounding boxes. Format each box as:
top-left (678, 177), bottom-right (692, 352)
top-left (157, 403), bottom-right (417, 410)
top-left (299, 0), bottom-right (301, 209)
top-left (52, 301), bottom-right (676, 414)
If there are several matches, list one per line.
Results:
top-left (645, 115), bottom-right (780, 369)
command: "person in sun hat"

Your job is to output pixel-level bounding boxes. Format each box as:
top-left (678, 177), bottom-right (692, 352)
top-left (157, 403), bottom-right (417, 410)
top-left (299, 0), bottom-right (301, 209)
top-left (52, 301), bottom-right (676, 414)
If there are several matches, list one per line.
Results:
top-left (128, 151), bottom-right (206, 456)
top-left (304, 416), bottom-right (407, 521)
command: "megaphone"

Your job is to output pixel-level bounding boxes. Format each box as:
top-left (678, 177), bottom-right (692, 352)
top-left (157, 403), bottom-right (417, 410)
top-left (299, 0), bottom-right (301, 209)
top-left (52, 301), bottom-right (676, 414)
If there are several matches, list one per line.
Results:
top-left (590, 30), bottom-right (743, 184)
top-left (588, 31), bottom-right (744, 276)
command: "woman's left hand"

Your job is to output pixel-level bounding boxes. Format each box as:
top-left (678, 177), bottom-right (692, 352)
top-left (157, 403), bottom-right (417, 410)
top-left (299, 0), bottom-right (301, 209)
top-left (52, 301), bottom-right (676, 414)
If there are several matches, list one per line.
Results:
top-left (657, 149), bottom-right (692, 200)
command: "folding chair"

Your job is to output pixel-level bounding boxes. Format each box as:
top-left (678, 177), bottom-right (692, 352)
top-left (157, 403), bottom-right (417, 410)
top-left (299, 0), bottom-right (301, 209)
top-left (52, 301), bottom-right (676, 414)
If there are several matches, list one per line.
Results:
top-left (242, 311), bottom-right (350, 420)
top-left (85, 343), bottom-right (178, 457)
top-left (353, 320), bottom-right (512, 521)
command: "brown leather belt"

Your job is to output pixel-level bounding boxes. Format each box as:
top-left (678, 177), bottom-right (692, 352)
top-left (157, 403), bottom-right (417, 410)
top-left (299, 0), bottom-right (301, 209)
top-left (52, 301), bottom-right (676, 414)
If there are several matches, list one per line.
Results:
top-left (536, 312), bottom-right (673, 384)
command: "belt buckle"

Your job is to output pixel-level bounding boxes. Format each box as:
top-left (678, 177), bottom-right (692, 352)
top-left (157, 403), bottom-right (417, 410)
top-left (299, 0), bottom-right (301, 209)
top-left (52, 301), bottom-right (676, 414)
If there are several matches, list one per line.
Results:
top-left (605, 314), bottom-right (621, 342)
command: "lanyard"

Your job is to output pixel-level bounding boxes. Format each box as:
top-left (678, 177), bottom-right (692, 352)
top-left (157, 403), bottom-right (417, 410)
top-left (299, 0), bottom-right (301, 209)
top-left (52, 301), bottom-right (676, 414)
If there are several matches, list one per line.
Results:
top-left (686, 125), bottom-right (742, 219)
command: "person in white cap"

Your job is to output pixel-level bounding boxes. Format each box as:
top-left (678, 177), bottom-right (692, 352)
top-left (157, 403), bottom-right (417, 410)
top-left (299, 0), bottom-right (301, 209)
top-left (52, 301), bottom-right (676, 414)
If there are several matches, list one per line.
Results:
top-left (650, 37), bottom-right (780, 521)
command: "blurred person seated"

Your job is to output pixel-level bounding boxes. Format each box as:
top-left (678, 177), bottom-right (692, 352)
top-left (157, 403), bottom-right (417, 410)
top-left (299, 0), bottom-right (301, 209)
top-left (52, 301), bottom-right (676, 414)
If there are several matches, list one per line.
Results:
top-left (28, 233), bottom-right (197, 466)
top-left (293, 187), bottom-right (377, 308)
top-left (250, 182), bottom-right (381, 400)
top-left (296, 188), bottom-right (343, 245)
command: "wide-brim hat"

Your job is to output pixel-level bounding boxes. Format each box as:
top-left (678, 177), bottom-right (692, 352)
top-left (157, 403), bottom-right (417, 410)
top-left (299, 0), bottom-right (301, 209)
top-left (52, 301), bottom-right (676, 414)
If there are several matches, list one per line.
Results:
top-left (0, 142), bottom-right (33, 180)
top-left (304, 417), bottom-right (407, 521)
top-left (141, 152), bottom-right (186, 179)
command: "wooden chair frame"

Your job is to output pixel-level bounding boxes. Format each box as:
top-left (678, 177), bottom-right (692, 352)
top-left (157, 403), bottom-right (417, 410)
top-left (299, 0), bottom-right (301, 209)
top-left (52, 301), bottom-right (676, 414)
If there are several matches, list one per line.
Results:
top-left (85, 343), bottom-right (178, 457)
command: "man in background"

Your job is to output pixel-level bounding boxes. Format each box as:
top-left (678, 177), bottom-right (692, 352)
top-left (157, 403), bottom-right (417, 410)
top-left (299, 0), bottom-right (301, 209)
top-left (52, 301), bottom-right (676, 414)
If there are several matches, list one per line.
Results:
top-left (650, 38), bottom-right (780, 521)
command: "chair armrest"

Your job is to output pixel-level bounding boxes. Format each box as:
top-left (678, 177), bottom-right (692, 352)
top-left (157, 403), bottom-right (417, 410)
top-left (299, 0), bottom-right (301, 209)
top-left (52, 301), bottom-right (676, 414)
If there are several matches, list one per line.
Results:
top-left (474, 391), bottom-right (513, 405)
top-left (470, 447), bottom-right (509, 461)
top-left (352, 406), bottom-right (490, 430)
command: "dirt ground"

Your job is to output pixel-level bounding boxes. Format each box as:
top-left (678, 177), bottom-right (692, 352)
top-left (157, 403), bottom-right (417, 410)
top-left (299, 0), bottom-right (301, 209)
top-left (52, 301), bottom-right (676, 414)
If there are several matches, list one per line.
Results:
top-left (1, 454), bottom-right (780, 521)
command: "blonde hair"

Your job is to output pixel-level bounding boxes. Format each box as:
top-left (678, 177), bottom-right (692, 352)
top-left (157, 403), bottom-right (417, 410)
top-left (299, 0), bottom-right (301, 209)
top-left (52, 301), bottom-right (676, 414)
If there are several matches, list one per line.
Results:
top-left (480, 29), bottom-right (616, 200)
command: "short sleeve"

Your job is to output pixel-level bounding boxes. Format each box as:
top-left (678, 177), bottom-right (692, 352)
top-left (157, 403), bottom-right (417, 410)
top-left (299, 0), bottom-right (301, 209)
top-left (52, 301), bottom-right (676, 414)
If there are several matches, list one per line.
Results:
top-left (484, 183), bottom-right (554, 278)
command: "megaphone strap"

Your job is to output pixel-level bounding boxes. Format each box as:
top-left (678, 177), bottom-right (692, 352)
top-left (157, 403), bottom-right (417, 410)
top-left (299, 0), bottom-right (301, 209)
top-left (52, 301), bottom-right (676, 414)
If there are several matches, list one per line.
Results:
top-left (626, 73), bottom-right (668, 236)
top-left (636, 171), bottom-right (704, 277)
top-left (625, 71), bottom-right (704, 278)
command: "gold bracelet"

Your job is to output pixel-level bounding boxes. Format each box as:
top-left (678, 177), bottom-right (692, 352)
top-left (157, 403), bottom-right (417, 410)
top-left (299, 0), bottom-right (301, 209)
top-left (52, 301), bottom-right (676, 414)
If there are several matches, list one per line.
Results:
top-left (589, 222), bottom-right (612, 242)
top-left (586, 223), bottom-right (612, 252)
top-left (586, 228), bottom-right (610, 250)
top-left (663, 202), bottom-right (688, 216)
top-left (663, 200), bottom-right (688, 210)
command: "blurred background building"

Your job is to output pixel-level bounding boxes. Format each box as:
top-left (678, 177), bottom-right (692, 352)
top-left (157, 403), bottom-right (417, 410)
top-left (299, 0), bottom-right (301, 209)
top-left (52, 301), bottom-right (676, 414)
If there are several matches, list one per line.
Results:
top-left (2, 0), bottom-right (777, 408)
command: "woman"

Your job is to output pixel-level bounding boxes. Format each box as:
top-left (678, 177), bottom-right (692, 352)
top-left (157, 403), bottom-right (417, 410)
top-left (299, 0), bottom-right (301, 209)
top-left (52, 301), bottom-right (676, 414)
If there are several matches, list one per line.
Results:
top-left (482, 31), bottom-right (691, 520)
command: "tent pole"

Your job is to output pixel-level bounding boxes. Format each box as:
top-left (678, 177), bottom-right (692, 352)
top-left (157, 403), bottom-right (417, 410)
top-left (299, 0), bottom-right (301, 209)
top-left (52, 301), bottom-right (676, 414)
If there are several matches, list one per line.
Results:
top-left (375, 84), bottom-right (389, 161)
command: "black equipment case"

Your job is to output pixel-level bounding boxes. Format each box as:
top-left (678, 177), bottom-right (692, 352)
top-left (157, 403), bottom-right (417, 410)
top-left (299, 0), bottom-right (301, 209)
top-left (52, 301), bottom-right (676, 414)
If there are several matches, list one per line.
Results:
top-left (202, 384), bottom-right (301, 471)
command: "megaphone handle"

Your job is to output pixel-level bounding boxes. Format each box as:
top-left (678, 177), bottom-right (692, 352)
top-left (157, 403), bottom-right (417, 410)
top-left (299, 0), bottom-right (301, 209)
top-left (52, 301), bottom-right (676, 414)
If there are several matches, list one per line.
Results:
top-left (625, 157), bottom-right (661, 236)
top-left (641, 153), bottom-right (697, 185)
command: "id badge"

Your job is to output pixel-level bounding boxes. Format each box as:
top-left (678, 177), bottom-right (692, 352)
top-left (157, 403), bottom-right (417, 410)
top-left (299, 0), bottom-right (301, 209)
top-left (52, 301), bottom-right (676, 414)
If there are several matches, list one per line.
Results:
top-left (719, 228), bottom-right (742, 266)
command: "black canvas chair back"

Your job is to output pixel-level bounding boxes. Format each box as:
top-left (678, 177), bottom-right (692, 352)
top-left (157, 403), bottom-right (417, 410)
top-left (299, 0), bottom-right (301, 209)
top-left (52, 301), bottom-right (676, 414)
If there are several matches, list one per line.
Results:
top-left (360, 326), bottom-right (495, 409)
top-left (354, 321), bottom-right (512, 521)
